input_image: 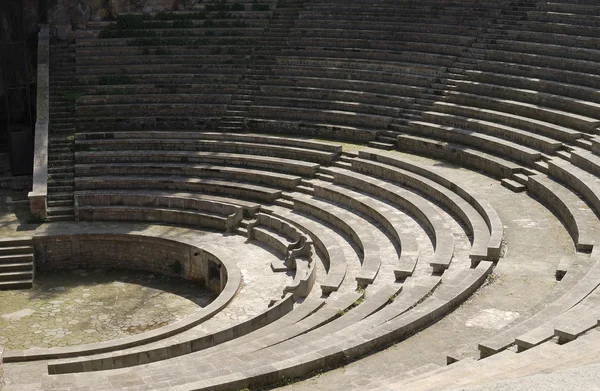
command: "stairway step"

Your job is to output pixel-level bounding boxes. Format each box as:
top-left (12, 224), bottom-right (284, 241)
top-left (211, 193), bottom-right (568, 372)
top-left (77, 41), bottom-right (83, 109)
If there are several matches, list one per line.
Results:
top-left (273, 199), bottom-right (294, 208)
top-left (501, 178), bottom-right (526, 193)
top-left (368, 141), bottom-right (395, 150)
top-left (47, 215), bottom-right (75, 222)
top-left (0, 279), bottom-right (33, 290)
top-left (512, 173), bottom-right (529, 185)
top-left (0, 271), bottom-right (33, 282)
top-left (0, 262), bottom-right (33, 273)
top-left (47, 192), bottom-right (73, 201)
top-left (0, 254), bottom-right (33, 265)
top-left (47, 199), bottom-right (75, 208)
top-left (0, 246), bottom-right (33, 256)
top-left (47, 206), bottom-right (74, 216)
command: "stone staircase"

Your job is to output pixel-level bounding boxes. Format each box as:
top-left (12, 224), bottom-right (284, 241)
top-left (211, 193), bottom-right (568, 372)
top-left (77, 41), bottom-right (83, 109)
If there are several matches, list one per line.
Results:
top-left (47, 40), bottom-right (76, 222)
top-left (218, 0), bottom-right (308, 131)
top-left (0, 237), bottom-right (34, 290)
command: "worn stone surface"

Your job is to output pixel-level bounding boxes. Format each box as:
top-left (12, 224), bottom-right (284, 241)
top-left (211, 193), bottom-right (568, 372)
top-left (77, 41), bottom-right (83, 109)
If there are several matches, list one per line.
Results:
top-left (0, 269), bottom-right (216, 350)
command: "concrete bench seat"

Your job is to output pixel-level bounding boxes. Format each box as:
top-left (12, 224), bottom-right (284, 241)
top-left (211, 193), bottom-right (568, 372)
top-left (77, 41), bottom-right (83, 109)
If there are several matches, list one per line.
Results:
top-left (260, 284), bottom-right (402, 352)
top-left (74, 162), bottom-right (302, 190)
top-left (74, 175), bottom-right (283, 203)
top-left (268, 65), bottom-right (431, 87)
top-left (421, 111), bottom-right (562, 154)
top-left (517, 281), bottom-right (600, 351)
top-left (352, 158), bottom-right (487, 262)
top-left (432, 101), bottom-right (582, 143)
top-left (78, 28), bottom-right (266, 46)
top-left (491, 39), bottom-right (600, 63)
top-left (76, 131), bottom-right (341, 154)
top-left (193, 291), bottom-right (361, 364)
top-left (527, 10), bottom-right (600, 28)
top-left (554, 300), bottom-right (600, 343)
top-left (74, 138), bottom-right (337, 164)
top-left (75, 150), bottom-right (319, 176)
top-left (291, 28), bottom-right (475, 46)
top-left (247, 212), bottom-right (313, 263)
top-left (80, 84), bottom-right (238, 96)
top-left (77, 205), bottom-right (235, 231)
top-left (526, 174), bottom-right (600, 252)
top-left (571, 149), bottom-right (600, 178)
top-left (477, 249), bottom-right (600, 357)
top-left (76, 131), bottom-right (341, 153)
top-left (548, 158), bottom-right (600, 218)
top-left (284, 37), bottom-right (469, 56)
top-left (281, 47), bottom-right (457, 67)
top-left (538, 2), bottom-right (600, 15)
top-left (267, 208), bottom-right (348, 294)
top-left (445, 91), bottom-right (600, 133)
top-left (75, 116), bottom-right (222, 132)
top-left (284, 256), bottom-right (317, 299)
top-left (479, 48), bottom-right (600, 76)
top-left (292, 195), bottom-right (382, 286)
top-left (246, 105), bottom-right (392, 130)
top-left (295, 16), bottom-right (496, 30)
top-left (493, 29), bottom-right (600, 50)
top-left (262, 75), bottom-right (425, 97)
top-left (76, 73), bottom-right (242, 86)
top-left (251, 226), bottom-right (294, 260)
top-left (292, 20), bottom-right (480, 35)
top-left (76, 63), bottom-right (246, 76)
top-left (329, 167), bottom-right (454, 272)
top-left (472, 59), bottom-right (600, 90)
top-left (77, 93), bottom-right (232, 105)
top-left (73, 189), bottom-right (261, 215)
top-left (244, 118), bottom-right (380, 143)
top-left (258, 85), bottom-right (415, 109)
top-left (75, 103), bottom-right (227, 118)
top-left (450, 79), bottom-right (600, 120)
top-left (396, 133), bottom-right (524, 179)
top-left (461, 70), bottom-right (600, 104)
top-left (406, 121), bottom-right (543, 165)
top-left (251, 95), bottom-right (403, 118)
top-left (275, 56), bottom-right (445, 77)
top-left (312, 180), bottom-right (420, 278)
top-left (76, 49), bottom-right (254, 66)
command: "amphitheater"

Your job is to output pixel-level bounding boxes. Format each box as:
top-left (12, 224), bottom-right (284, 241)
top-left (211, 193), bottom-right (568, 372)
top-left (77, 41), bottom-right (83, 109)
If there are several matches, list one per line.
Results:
top-left (2, 0), bottom-right (600, 389)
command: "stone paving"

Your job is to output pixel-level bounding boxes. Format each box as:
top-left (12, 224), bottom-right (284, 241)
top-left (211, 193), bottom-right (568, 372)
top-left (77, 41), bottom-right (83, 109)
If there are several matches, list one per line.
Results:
top-left (0, 269), bottom-right (216, 350)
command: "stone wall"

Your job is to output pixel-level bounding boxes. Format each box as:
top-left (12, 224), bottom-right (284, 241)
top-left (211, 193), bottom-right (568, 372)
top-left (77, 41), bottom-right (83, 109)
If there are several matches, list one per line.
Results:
top-left (33, 233), bottom-right (228, 293)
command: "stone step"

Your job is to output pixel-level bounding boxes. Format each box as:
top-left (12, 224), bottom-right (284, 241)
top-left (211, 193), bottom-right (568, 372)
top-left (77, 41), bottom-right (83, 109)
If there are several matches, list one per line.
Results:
top-left (0, 271), bottom-right (33, 282)
top-left (47, 192), bottom-right (73, 201)
top-left (47, 199), bottom-right (75, 208)
top-left (368, 141), bottom-right (395, 150)
top-left (0, 279), bottom-right (33, 290)
top-left (0, 262), bottom-right (33, 273)
top-left (0, 254), bottom-right (33, 265)
top-left (0, 246), bottom-right (33, 256)
top-left (501, 178), bottom-right (526, 193)
top-left (48, 185), bottom-right (74, 193)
